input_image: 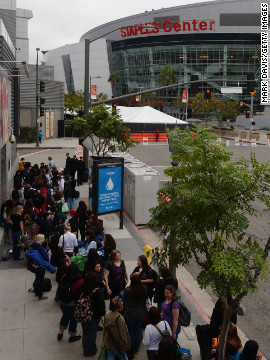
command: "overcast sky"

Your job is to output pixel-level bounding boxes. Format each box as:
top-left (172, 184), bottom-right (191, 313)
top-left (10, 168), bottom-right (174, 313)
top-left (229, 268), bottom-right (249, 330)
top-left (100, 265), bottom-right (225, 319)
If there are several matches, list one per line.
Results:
top-left (17, 0), bottom-right (214, 64)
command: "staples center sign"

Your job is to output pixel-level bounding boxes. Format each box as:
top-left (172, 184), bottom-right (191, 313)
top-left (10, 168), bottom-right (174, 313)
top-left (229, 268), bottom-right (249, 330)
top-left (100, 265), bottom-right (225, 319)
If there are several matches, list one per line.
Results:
top-left (120, 19), bottom-right (215, 37)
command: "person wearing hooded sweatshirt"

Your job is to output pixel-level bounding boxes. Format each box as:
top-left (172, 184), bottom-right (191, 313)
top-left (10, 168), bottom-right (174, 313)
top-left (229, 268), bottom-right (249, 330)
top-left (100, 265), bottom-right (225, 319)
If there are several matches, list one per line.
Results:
top-left (31, 234), bottom-right (49, 300)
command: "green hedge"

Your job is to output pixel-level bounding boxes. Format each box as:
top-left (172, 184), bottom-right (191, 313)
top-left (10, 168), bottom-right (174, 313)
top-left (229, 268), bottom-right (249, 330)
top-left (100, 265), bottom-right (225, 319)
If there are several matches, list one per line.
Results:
top-left (17, 127), bottom-right (36, 143)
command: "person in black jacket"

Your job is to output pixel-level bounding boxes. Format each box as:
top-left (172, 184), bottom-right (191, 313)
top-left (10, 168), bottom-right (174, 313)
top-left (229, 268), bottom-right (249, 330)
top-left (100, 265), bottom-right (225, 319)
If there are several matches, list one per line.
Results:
top-left (68, 209), bottom-right (79, 234)
top-left (63, 175), bottom-right (75, 211)
top-left (69, 155), bottom-right (78, 181)
top-left (154, 266), bottom-right (178, 311)
top-left (130, 255), bottom-right (154, 300)
top-left (77, 156), bottom-right (85, 186)
top-left (76, 201), bottom-right (87, 242)
top-left (76, 272), bottom-right (106, 357)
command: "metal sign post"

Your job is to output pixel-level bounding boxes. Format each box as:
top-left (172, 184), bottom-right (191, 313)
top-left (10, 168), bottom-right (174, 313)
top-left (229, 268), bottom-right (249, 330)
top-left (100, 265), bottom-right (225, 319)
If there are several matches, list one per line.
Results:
top-left (92, 156), bottom-right (124, 229)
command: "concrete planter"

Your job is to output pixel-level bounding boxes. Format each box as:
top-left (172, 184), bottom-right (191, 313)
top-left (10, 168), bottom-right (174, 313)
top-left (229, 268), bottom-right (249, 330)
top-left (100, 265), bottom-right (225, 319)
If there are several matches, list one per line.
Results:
top-left (252, 133), bottom-right (260, 140)
top-left (240, 132), bottom-right (247, 139)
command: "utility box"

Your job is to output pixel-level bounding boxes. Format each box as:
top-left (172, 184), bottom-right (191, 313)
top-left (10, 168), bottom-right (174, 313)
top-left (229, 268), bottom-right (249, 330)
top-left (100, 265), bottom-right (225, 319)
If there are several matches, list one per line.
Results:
top-left (124, 163), bottom-right (159, 225)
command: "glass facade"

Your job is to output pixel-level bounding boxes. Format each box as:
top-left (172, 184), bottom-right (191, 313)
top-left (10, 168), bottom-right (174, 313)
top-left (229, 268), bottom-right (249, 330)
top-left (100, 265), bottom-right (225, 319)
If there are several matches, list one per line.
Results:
top-left (112, 42), bottom-right (261, 115)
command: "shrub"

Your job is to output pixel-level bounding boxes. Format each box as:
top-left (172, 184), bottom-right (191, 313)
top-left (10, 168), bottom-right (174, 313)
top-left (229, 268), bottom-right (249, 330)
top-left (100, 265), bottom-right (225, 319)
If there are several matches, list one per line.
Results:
top-left (17, 127), bottom-right (36, 143)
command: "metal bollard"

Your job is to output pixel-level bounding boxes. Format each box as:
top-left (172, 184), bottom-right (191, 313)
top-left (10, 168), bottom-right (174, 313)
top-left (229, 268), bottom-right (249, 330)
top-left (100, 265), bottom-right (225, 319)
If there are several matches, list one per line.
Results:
top-left (143, 244), bottom-right (153, 265)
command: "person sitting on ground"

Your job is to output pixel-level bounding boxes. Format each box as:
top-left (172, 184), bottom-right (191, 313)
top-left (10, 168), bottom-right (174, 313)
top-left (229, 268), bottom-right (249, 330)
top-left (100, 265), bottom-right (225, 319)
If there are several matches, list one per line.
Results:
top-left (58, 224), bottom-right (78, 259)
top-left (143, 306), bottom-right (172, 360)
top-left (103, 297), bottom-right (131, 360)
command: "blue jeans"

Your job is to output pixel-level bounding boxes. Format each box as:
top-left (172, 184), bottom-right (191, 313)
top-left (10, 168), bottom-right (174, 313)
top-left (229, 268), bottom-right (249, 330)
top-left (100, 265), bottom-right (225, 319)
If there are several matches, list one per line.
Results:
top-left (12, 231), bottom-right (21, 259)
top-left (65, 197), bottom-right (73, 211)
top-left (59, 304), bottom-right (77, 335)
top-left (107, 349), bottom-right (128, 360)
top-left (81, 318), bottom-right (100, 356)
top-left (125, 317), bottom-right (144, 353)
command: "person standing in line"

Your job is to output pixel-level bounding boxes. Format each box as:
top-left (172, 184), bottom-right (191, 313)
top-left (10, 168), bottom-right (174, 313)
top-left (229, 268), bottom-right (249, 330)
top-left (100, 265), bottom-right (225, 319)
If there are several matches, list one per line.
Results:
top-left (38, 130), bottom-right (43, 143)
top-left (77, 156), bottom-right (85, 186)
top-left (130, 255), bottom-right (154, 300)
top-left (65, 153), bottom-right (71, 175)
top-left (143, 306), bottom-right (172, 360)
top-left (103, 297), bottom-right (131, 360)
top-left (9, 204), bottom-right (24, 260)
top-left (30, 234), bottom-right (49, 300)
top-left (48, 156), bottom-right (54, 171)
top-left (57, 263), bottom-right (83, 343)
top-left (155, 129), bottom-right (160, 141)
top-left (76, 272), bottom-right (106, 357)
top-left (76, 201), bottom-right (87, 242)
top-left (123, 274), bottom-right (148, 354)
top-left (104, 250), bottom-right (128, 300)
top-left (69, 155), bottom-right (78, 181)
top-left (63, 175), bottom-right (75, 211)
top-left (161, 285), bottom-right (180, 341)
top-left (58, 224), bottom-right (78, 259)
top-left (154, 266), bottom-right (178, 312)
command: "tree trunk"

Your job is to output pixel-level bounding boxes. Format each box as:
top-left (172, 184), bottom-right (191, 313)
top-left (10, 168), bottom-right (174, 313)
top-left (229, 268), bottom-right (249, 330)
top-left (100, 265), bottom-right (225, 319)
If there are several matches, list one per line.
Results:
top-left (218, 301), bottom-right (233, 360)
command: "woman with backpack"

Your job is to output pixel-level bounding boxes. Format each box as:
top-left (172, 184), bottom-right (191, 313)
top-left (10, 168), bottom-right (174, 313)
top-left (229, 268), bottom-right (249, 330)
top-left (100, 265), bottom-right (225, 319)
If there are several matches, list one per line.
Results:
top-left (123, 274), bottom-right (148, 354)
top-left (130, 255), bottom-right (155, 300)
top-left (103, 297), bottom-right (131, 360)
top-left (161, 285), bottom-right (180, 341)
top-left (76, 272), bottom-right (106, 357)
top-left (143, 306), bottom-right (172, 360)
top-left (154, 266), bottom-right (178, 312)
top-left (57, 263), bottom-right (83, 342)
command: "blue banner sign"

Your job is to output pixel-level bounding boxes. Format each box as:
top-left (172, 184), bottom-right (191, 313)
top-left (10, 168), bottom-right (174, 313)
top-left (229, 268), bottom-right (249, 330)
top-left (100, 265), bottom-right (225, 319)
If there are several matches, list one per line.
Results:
top-left (98, 166), bottom-right (122, 214)
top-left (217, 96), bottom-right (228, 100)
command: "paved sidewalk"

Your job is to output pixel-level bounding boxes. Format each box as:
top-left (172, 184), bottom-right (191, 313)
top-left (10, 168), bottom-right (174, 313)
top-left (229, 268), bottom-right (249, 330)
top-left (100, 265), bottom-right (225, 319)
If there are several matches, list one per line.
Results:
top-left (17, 137), bottom-right (79, 149)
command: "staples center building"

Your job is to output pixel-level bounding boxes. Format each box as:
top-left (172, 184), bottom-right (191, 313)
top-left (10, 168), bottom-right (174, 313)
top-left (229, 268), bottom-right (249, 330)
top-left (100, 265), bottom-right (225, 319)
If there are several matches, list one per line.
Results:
top-left (45, 0), bottom-right (266, 116)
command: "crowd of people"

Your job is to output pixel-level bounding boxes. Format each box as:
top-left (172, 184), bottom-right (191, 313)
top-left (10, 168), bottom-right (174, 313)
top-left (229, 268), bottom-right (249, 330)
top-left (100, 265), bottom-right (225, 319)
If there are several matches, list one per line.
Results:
top-left (0, 154), bottom-right (263, 360)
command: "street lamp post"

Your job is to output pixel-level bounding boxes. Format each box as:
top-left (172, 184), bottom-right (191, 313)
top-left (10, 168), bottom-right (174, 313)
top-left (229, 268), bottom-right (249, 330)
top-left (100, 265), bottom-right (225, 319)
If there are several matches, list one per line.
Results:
top-left (35, 48), bottom-right (40, 147)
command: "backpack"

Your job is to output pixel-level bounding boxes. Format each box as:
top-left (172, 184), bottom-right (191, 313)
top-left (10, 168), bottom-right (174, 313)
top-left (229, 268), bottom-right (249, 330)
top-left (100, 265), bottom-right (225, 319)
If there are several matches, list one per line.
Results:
top-left (170, 300), bottom-right (191, 327)
top-left (74, 292), bottom-right (95, 323)
top-left (104, 314), bottom-right (130, 354)
top-left (58, 279), bottom-right (74, 304)
top-left (153, 321), bottom-right (171, 337)
top-left (24, 213), bottom-right (34, 226)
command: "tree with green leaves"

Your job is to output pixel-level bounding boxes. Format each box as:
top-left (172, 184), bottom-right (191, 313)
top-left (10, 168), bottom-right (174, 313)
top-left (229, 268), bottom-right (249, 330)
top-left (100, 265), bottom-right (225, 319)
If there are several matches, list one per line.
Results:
top-left (108, 72), bottom-right (120, 96)
top-left (191, 92), bottom-right (215, 126)
top-left (64, 91), bottom-right (84, 115)
top-left (158, 65), bottom-right (177, 111)
top-left (149, 126), bottom-right (270, 360)
top-left (211, 97), bottom-right (241, 131)
top-left (67, 104), bottom-right (138, 156)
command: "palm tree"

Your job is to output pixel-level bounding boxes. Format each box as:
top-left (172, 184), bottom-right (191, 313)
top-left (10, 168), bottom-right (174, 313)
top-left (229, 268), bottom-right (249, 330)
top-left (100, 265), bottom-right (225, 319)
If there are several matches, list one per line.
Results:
top-left (158, 65), bottom-right (177, 112)
top-left (108, 73), bottom-right (120, 96)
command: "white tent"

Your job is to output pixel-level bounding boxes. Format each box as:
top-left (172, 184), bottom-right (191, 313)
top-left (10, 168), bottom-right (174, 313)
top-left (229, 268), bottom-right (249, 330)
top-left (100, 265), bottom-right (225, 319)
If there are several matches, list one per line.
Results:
top-left (116, 106), bottom-right (188, 125)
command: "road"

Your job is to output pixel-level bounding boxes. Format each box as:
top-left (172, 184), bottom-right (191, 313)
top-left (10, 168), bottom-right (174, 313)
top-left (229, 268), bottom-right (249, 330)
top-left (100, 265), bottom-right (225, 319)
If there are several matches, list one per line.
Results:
top-left (17, 142), bottom-right (270, 358)
top-left (128, 142), bottom-right (270, 359)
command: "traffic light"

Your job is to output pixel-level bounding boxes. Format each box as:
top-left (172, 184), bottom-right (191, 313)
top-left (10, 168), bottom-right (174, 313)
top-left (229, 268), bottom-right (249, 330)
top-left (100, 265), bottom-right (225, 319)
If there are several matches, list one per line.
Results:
top-left (246, 110), bottom-right (250, 118)
top-left (204, 89), bottom-right (211, 99)
top-left (190, 75), bottom-right (199, 94)
top-left (40, 107), bottom-right (45, 117)
top-left (112, 100), bottom-right (117, 112)
top-left (247, 74), bottom-right (255, 93)
top-left (40, 97), bottom-right (45, 105)
top-left (40, 80), bottom-right (45, 92)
